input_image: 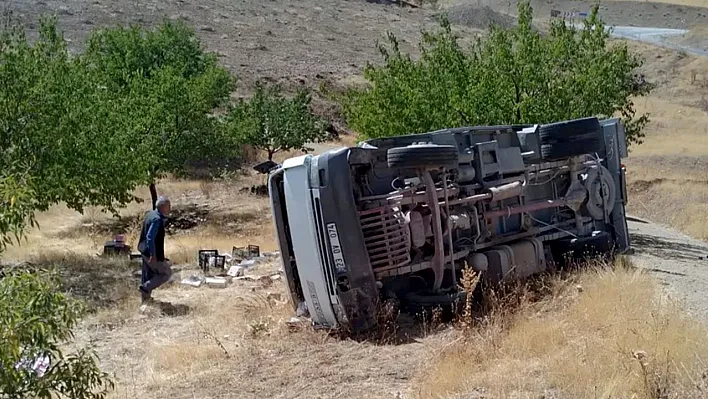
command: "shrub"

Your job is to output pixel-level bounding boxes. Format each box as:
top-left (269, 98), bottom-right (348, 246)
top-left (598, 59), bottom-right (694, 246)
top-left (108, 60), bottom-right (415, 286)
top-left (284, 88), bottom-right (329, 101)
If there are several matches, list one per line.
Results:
top-left (342, 2), bottom-right (652, 146)
top-left (0, 268), bottom-right (113, 398)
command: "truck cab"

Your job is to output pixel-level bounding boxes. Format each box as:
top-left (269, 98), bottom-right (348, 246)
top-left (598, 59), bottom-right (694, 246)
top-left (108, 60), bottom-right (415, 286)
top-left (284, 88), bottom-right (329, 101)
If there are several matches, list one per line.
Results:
top-left (268, 117), bottom-right (631, 332)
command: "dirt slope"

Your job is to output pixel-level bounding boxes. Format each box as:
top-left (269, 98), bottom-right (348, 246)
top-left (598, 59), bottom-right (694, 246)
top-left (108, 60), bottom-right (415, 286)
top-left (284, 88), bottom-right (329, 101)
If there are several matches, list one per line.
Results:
top-left (7, 0), bottom-right (459, 90)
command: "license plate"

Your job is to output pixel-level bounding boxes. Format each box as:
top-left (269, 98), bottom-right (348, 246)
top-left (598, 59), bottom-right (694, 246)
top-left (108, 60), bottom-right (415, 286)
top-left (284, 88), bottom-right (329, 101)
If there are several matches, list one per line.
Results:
top-left (326, 223), bottom-right (346, 272)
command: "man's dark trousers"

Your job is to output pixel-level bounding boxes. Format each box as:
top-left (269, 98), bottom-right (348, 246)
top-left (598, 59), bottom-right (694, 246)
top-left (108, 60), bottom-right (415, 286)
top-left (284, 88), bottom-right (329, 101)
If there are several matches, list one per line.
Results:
top-left (140, 257), bottom-right (171, 293)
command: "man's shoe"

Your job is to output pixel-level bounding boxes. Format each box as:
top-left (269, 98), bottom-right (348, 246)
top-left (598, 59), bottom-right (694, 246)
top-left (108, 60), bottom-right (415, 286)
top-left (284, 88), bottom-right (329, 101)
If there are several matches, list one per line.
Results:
top-left (139, 287), bottom-right (152, 304)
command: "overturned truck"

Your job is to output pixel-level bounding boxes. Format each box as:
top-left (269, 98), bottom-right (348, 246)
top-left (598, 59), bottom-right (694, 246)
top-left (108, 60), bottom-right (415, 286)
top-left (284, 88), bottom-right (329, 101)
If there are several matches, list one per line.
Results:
top-left (266, 117), bottom-right (630, 332)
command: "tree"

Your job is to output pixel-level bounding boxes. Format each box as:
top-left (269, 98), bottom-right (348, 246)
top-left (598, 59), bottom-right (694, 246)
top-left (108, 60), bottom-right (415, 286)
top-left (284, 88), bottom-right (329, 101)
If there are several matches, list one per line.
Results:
top-left (0, 268), bottom-right (113, 398)
top-left (226, 83), bottom-right (327, 161)
top-left (342, 2), bottom-right (652, 146)
top-left (0, 15), bottom-right (154, 251)
top-left (0, 16), bottom-right (241, 250)
top-left (82, 20), bottom-right (238, 209)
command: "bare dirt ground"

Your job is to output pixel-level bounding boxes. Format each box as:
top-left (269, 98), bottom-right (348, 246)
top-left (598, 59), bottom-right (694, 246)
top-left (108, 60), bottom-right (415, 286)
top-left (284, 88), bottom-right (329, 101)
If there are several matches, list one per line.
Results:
top-left (5, 0), bottom-right (481, 97)
top-left (3, 0), bottom-right (708, 397)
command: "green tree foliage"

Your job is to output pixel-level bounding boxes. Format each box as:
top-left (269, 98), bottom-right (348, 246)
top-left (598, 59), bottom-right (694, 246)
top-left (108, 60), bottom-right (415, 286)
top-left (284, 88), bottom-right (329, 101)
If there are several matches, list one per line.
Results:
top-left (0, 268), bottom-right (113, 398)
top-left (227, 83), bottom-right (327, 160)
top-left (0, 15), bottom-right (241, 248)
top-left (342, 2), bottom-right (652, 145)
top-left (82, 20), bottom-right (239, 178)
top-left (0, 177), bottom-right (36, 252)
top-left (0, 16), bottom-right (153, 251)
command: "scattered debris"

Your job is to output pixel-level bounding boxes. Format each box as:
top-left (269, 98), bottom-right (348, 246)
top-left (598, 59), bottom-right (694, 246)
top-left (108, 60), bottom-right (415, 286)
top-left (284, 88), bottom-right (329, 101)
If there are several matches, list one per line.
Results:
top-left (205, 276), bottom-right (232, 288)
top-left (181, 275), bottom-right (205, 288)
top-left (232, 244), bottom-right (261, 261)
top-left (286, 316), bottom-right (309, 331)
top-left (199, 249), bottom-right (226, 272)
top-left (15, 353), bottom-right (51, 378)
top-left (296, 301), bottom-right (310, 318)
top-left (103, 234), bottom-right (131, 256)
top-left (227, 265), bottom-right (244, 277)
top-left (172, 247), bottom-right (281, 290)
top-left (238, 259), bottom-right (258, 267)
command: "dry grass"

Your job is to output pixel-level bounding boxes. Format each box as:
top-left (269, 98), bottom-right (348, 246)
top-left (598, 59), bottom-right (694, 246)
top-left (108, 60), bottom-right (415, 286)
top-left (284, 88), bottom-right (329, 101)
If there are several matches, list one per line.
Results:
top-left (68, 259), bottom-right (453, 399)
top-left (0, 173), bottom-right (276, 262)
top-left (628, 179), bottom-right (708, 241)
top-left (619, 42), bottom-right (708, 241)
top-left (59, 253), bottom-right (708, 398)
top-left (414, 262), bottom-right (708, 399)
top-left (1, 19), bottom-right (707, 399)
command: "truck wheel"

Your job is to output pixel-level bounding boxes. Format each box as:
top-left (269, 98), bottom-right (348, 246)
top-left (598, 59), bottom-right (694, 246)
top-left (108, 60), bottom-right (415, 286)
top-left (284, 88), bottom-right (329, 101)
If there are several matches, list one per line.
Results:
top-left (387, 144), bottom-right (459, 170)
top-left (539, 117), bottom-right (603, 160)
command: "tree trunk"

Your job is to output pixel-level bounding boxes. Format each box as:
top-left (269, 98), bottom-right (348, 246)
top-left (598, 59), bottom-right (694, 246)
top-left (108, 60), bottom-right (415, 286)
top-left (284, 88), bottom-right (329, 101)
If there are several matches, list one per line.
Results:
top-left (149, 183), bottom-right (158, 210)
top-left (513, 79), bottom-right (522, 123)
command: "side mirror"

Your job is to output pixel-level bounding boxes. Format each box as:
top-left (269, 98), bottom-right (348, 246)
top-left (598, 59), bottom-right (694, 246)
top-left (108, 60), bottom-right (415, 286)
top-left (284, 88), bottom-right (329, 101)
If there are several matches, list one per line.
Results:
top-left (253, 160), bottom-right (281, 174)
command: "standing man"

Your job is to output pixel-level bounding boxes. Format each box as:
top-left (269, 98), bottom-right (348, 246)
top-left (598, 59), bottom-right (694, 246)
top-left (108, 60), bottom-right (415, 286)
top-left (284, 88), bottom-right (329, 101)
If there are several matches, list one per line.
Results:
top-left (137, 196), bottom-right (173, 309)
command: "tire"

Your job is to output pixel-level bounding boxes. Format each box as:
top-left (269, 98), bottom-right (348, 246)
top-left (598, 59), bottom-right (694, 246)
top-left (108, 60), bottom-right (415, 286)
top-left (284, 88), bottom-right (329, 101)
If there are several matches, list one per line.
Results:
top-left (387, 144), bottom-right (459, 170)
top-left (539, 117), bottom-right (603, 160)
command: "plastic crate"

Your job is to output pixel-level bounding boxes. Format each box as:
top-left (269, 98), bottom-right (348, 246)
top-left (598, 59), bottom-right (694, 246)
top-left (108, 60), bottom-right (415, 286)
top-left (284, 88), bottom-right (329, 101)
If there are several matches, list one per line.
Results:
top-left (198, 250), bottom-right (219, 271)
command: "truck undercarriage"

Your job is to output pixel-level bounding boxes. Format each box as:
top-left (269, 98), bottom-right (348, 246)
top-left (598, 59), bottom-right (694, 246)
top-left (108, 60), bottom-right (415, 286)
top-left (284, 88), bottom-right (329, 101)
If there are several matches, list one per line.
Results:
top-left (268, 117), bottom-right (630, 332)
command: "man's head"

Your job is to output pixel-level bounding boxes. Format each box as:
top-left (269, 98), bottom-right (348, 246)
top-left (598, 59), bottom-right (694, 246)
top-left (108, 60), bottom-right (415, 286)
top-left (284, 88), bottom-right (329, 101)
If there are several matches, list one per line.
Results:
top-left (156, 196), bottom-right (171, 216)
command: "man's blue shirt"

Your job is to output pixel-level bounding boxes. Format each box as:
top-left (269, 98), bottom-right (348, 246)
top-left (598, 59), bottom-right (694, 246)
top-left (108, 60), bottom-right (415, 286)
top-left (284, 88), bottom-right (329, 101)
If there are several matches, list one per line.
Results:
top-left (144, 210), bottom-right (165, 257)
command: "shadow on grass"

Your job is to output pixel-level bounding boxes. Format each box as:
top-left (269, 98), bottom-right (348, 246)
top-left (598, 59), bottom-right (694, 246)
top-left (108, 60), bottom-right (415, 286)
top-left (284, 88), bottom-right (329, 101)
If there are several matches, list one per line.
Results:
top-left (50, 213), bottom-right (142, 239)
top-left (27, 252), bottom-right (139, 311)
top-left (154, 300), bottom-right (191, 317)
top-left (203, 210), bottom-right (262, 235)
top-left (52, 203), bottom-right (269, 239)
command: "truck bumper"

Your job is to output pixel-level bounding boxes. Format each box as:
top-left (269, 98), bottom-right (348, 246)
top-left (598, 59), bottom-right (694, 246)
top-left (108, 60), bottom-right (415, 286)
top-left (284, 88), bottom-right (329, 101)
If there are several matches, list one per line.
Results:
top-left (309, 149), bottom-right (380, 332)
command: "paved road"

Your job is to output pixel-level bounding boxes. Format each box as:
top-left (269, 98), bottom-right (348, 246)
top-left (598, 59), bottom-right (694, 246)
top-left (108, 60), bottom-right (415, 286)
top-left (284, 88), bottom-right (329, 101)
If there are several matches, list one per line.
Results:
top-left (610, 26), bottom-right (708, 57)
top-left (570, 24), bottom-right (707, 57)
top-left (628, 216), bottom-right (708, 322)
